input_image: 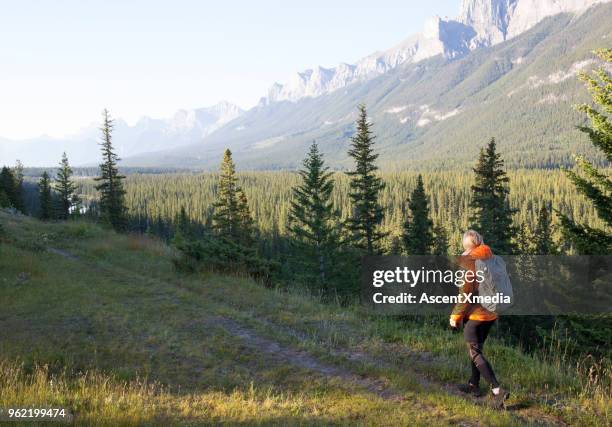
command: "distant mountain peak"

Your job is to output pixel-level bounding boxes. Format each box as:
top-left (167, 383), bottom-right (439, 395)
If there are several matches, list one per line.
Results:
top-left (266, 0), bottom-right (610, 104)
top-left (0, 101), bottom-right (244, 166)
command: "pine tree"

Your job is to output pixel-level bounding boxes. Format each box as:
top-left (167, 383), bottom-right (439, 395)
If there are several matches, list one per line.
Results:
top-left (38, 172), bottom-right (53, 221)
top-left (470, 138), bottom-right (517, 254)
top-left (95, 109), bottom-right (128, 231)
top-left (515, 223), bottom-right (534, 254)
top-left (559, 48), bottom-right (612, 254)
top-left (55, 152), bottom-right (78, 220)
top-left (172, 205), bottom-right (192, 249)
top-left (403, 175), bottom-right (434, 254)
top-left (12, 160), bottom-right (25, 213)
top-left (534, 206), bottom-right (557, 255)
top-left (388, 233), bottom-right (404, 255)
top-left (236, 189), bottom-right (255, 245)
top-left (432, 225), bottom-right (449, 256)
top-left (176, 206), bottom-right (191, 236)
top-left (212, 149), bottom-right (241, 240)
top-left (288, 142), bottom-right (338, 283)
top-left (346, 105), bottom-right (386, 254)
top-left (0, 167), bottom-right (18, 209)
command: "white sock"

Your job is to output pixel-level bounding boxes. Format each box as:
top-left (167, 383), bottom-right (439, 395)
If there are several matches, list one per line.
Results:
top-left (492, 387), bottom-right (500, 395)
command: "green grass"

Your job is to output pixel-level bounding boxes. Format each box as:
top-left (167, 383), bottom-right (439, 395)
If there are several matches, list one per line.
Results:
top-left (0, 210), bottom-right (609, 425)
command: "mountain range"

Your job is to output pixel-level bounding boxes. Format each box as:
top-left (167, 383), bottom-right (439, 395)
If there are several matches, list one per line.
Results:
top-left (0, 101), bottom-right (242, 167)
top-left (263, 0), bottom-right (611, 103)
top-left (2, 0), bottom-right (611, 169)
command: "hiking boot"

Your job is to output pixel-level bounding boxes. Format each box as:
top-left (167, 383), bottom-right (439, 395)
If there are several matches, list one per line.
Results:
top-left (457, 383), bottom-right (482, 397)
top-left (490, 388), bottom-right (510, 409)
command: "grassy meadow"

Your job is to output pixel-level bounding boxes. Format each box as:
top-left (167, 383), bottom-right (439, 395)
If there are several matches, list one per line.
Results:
top-left (0, 210), bottom-right (610, 425)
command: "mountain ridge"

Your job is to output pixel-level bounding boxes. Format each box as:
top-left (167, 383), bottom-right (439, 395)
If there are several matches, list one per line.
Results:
top-left (126, 2), bottom-right (611, 170)
top-left (2, 0), bottom-right (610, 168)
top-left (263, 0), bottom-right (610, 104)
top-left (0, 101), bottom-right (243, 166)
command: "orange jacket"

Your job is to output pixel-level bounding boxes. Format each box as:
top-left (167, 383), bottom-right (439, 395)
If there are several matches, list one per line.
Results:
top-left (450, 244), bottom-right (498, 322)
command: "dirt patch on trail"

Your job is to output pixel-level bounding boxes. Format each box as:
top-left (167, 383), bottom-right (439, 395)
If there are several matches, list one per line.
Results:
top-left (47, 247), bottom-right (80, 261)
top-left (212, 316), bottom-right (412, 403)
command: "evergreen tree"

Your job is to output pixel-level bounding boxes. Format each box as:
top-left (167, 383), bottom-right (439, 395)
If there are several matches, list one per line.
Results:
top-left (38, 172), bottom-right (53, 221)
top-left (212, 149), bottom-right (241, 240)
top-left (176, 206), bottom-right (191, 236)
top-left (388, 233), bottom-right (404, 255)
top-left (0, 167), bottom-right (18, 209)
top-left (432, 225), bottom-right (449, 256)
top-left (288, 142), bottom-right (338, 284)
top-left (95, 109), bottom-right (128, 231)
top-left (346, 105), bottom-right (386, 254)
top-left (403, 175), bottom-right (434, 254)
top-left (470, 138), bottom-right (517, 254)
top-left (172, 205), bottom-right (192, 249)
top-left (13, 160), bottom-right (25, 213)
top-left (534, 206), bottom-right (557, 255)
top-left (559, 48), bottom-right (612, 254)
top-left (236, 189), bottom-right (255, 245)
top-left (0, 187), bottom-right (9, 208)
top-left (515, 223), bottom-right (534, 254)
top-left (55, 152), bottom-right (78, 220)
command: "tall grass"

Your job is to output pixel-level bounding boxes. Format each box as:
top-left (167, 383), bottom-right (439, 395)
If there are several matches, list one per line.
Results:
top-left (0, 360), bottom-right (163, 425)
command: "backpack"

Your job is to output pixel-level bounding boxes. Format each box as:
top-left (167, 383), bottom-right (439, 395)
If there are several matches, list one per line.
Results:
top-left (475, 256), bottom-right (513, 313)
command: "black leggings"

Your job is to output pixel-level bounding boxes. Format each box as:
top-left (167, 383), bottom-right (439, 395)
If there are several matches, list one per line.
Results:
top-left (463, 319), bottom-right (499, 388)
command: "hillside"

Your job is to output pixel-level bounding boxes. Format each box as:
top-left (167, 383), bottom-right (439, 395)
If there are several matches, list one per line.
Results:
top-left (1, 210), bottom-right (609, 425)
top-left (126, 2), bottom-right (612, 170)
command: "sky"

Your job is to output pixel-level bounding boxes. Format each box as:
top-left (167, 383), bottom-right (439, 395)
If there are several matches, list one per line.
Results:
top-left (0, 0), bottom-right (460, 139)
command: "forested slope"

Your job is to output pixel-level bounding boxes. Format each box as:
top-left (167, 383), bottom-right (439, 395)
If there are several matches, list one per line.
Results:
top-left (58, 169), bottom-right (608, 253)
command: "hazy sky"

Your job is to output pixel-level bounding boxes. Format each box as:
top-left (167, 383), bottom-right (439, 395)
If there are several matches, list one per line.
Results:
top-left (1, 0), bottom-right (460, 139)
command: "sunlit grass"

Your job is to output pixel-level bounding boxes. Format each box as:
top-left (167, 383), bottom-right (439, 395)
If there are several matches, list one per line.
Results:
top-left (1, 210), bottom-right (610, 425)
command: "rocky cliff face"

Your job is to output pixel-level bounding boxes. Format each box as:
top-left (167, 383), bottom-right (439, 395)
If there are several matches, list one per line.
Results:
top-left (266, 0), bottom-right (610, 103)
top-left (459, 0), bottom-right (609, 46)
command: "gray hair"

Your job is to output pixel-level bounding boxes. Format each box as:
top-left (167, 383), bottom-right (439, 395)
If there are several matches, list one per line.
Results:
top-left (463, 230), bottom-right (483, 246)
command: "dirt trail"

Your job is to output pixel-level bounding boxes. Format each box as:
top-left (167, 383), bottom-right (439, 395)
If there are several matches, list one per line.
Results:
top-left (211, 316), bottom-right (410, 403)
top-left (47, 247), bottom-right (80, 261)
top-left (228, 316), bottom-right (567, 426)
top-left (46, 246), bottom-right (412, 403)
top-left (47, 246), bottom-right (567, 426)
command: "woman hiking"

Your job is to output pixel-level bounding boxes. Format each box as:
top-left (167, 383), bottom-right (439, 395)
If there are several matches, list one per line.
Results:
top-left (450, 230), bottom-right (510, 409)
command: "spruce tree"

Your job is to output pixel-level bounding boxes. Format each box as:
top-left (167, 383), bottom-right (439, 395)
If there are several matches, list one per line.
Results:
top-left (403, 175), bottom-right (434, 254)
top-left (38, 172), bottom-right (53, 221)
top-left (559, 48), bottom-right (612, 254)
top-left (346, 104), bottom-right (386, 254)
top-left (0, 167), bottom-right (18, 209)
top-left (176, 206), bottom-right (191, 236)
top-left (13, 160), bottom-right (25, 213)
top-left (172, 205), bottom-right (192, 249)
top-left (470, 138), bottom-right (517, 254)
top-left (212, 149), bottom-right (241, 240)
top-left (95, 109), bottom-right (128, 231)
top-left (236, 189), bottom-right (255, 245)
top-left (388, 233), bottom-right (404, 255)
top-left (534, 206), bottom-right (557, 255)
top-left (55, 152), bottom-right (78, 220)
top-left (288, 142), bottom-right (338, 283)
top-left (432, 225), bottom-right (449, 256)
top-left (515, 223), bottom-right (534, 254)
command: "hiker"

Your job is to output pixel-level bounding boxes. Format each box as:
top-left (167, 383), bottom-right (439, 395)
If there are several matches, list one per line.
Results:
top-left (450, 230), bottom-right (510, 409)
